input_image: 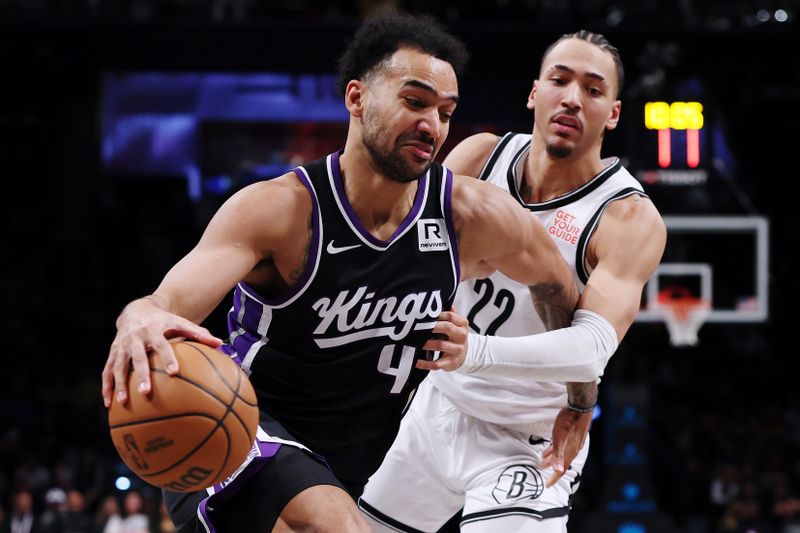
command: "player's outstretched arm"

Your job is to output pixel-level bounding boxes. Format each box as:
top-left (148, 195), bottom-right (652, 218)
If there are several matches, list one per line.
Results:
top-left (576, 195), bottom-right (666, 343)
top-left (454, 174), bottom-right (608, 380)
top-left (457, 195), bottom-right (665, 382)
top-left (102, 174), bottom-right (310, 407)
top-left (543, 197), bottom-right (665, 484)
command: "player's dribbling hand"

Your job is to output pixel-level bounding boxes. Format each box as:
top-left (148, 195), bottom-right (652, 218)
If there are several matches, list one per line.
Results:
top-left (541, 407), bottom-right (593, 487)
top-left (102, 297), bottom-right (223, 408)
top-left (416, 308), bottom-right (469, 372)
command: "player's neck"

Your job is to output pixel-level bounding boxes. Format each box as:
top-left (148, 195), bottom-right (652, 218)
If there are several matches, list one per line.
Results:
top-left (523, 142), bottom-right (605, 203)
top-left (339, 143), bottom-right (420, 238)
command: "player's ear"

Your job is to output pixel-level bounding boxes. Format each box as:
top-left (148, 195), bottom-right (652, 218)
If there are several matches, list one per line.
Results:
top-left (606, 99), bottom-right (621, 131)
top-left (526, 80), bottom-right (538, 110)
top-left (345, 80), bottom-right (365, 117)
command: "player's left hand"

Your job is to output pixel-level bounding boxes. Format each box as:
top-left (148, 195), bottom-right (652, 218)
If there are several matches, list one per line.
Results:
top-left (416, 308), bottom-right (469, 372)
top-left (541, 407), bottom-right (593, 487)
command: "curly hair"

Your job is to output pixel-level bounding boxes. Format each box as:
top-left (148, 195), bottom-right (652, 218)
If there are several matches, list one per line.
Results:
top-left (541, 30), bottom-right (625, 98)
top-left (336, 12), bottom-right (469, 96)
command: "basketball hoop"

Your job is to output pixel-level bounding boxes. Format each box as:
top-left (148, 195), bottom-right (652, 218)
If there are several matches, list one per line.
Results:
top-left (655, 286), bottom-right (711, 347)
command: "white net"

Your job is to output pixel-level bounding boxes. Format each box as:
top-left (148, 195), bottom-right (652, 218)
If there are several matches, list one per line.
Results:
top-left (660, 300), bottom-right (711, 347)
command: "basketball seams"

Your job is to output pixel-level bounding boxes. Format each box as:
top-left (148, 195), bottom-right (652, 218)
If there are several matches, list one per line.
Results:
top-left (183, 342), bottom-right (240, 395)
top-left (150, 368), bottom-right (229, 409)
top-left (149, 368), bottom-right (255, 448)
top-left (109, 341), bottom-right (258, 491)
top-left (110, 413), bottom-right (231, 478)
top-left (143, 421), bottom-right (231, 480)
top-left (176, 342), bottom-right (258, 444)
top-left (163, 344), bottom-right (256, 469)
top-left (182, 342), bottom-right (258, 408)
top-left (109, 411), bottom-right (221, 430)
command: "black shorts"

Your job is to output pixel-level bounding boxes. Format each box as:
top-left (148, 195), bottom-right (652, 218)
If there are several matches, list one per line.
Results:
top-left (163, 412), bottom-right (347, 532)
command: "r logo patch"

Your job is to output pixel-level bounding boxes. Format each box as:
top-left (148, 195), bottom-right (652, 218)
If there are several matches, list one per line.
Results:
top-left (417, 219), bottom-right (449, 252)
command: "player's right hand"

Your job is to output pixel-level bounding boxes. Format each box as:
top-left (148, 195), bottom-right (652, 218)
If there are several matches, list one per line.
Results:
top-left (102, 297), bottom-right (223, 408)
top-left (416, 308), bottom-right (469, 372)
top-left (541, 406), bottom-right (592, 487)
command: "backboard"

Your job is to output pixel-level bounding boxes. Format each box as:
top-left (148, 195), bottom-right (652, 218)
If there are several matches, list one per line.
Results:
top-left (636, 215), bottom-right (769, 344)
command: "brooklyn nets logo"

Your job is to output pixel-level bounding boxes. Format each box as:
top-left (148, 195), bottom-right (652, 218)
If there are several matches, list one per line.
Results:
top-left (491, 465), bottom-right (544, 503)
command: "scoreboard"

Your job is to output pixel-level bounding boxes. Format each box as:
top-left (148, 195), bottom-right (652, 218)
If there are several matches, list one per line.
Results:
top-left (636, 100), bottom-right (709, 189)
top-left (644, 101), bottom-right (704, 168)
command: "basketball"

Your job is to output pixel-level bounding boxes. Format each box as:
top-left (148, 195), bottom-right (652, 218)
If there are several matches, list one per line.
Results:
top-left (108, 340), bottom-right (259, 492)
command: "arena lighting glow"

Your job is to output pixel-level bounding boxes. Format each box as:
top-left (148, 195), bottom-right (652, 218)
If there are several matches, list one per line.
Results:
top-left (775, 9), bottom-right (789, 22)
top-left (115, 476), bottom-right (132, 490)
top-left (617, 523), bottom-right (646, 533)
top-left (644, 101), bottom-right (704, 169)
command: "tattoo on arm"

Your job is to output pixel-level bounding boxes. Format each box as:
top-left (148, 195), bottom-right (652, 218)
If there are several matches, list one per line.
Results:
top-left (529, 283), bottom-right (575, 331)
top-left (567, 381), bottom-right (598, 410)
top-left (288, 214), bottom-right (313, 283)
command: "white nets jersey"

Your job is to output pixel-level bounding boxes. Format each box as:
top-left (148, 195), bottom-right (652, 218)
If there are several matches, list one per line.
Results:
top-left (429, 132), bottom-right (646, 434)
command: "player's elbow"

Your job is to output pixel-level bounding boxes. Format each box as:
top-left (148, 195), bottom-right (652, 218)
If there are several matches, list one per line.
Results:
top-left (572, 355), bottom-right (609, 382)
top-left (569, 309), bottom-right (619, 381)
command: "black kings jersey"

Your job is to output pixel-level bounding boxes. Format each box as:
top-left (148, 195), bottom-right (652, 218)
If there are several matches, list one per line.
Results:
top-left (224, 151), bottom-right (459, 486)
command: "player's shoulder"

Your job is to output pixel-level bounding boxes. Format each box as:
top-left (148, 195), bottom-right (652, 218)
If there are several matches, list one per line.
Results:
top-left (216, 171), bottom-right (312, 229)
top-left (596, 192), bottom-right (666, 250)
top-left (443, 132), bottom-right (503, 178)
top-left (451, 169), bottom-right (512, 205)
top-left (450, 171), bottom-right (528, 242)
top-left (231, 171), bottom-right (309, 207)
top-left (604, 192), bottom-right (663, 228)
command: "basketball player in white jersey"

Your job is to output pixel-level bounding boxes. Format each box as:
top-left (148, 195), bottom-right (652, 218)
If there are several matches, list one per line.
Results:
top-left (360, 31), bottom-right (667, 532)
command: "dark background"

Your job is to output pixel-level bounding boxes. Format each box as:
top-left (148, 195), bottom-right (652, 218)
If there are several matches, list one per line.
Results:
top-left (2, 1), bottom-right (799, 531)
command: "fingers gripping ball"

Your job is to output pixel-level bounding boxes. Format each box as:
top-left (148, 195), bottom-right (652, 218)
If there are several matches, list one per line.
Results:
top-left (108, 340), bottom-right (259, 492)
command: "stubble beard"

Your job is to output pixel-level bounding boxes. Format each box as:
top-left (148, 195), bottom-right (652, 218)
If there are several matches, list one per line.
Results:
top-left (546, 142), bottom-right (573, 159)
top-left (362, 106), bottom-right (432, 183)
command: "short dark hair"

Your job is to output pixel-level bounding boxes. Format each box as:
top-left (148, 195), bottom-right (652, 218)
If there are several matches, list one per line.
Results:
top-left (541, 30), bottom-right (624, 98)
top-left (336, 12), bottom-right (469, 96)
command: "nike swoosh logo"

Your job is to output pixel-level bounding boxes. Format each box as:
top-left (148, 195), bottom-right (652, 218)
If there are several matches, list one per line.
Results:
top-left (529, 436), bottom-right (550, 446)
top-left (326, 241), bottom-right (362, 255)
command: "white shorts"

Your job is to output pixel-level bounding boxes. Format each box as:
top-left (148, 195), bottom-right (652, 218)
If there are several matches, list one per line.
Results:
top-left (359, 379), bottom-right (588, 532)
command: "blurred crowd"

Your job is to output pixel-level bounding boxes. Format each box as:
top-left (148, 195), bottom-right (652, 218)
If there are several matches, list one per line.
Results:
top-left (640, 336), bottom-right (800, 532)
top-left (0, 485), bottom-right (172, 533)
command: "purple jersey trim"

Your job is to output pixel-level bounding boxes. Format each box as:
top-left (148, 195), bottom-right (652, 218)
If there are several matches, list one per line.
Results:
top-left (218, 343), bottom-right (241, 366)
top-left (226, 329), bottom-right (265, 368)
top-left (331, 150), bottom-right (428, 248)
top-left (223, 165), bottom-right (322, 368)
top-left (196, 440), bottom-right (282, 532)
top-left (231, 167), bottom-right (322, 308)
top-left (230, 284), bottom-right (273, 331)
top-left (443, 168), bottom-right (461, 286)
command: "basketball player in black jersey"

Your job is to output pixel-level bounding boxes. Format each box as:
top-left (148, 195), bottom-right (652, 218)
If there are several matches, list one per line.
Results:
top-left (102, 13), bottom-right (579, 532)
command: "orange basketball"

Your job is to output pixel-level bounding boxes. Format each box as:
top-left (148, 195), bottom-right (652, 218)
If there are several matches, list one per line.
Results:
top-left (108, 340), bottom-right (259, 492)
